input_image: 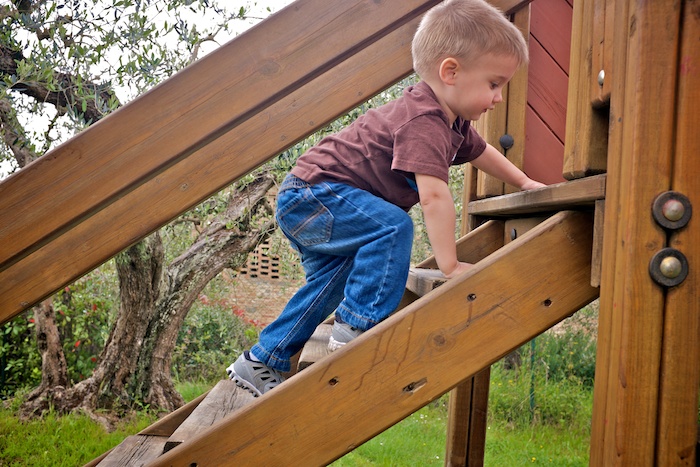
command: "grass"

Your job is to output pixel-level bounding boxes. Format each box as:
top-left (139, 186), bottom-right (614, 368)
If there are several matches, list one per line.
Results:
top-left (0, 401), bottom-right (590, 467)
top-left (0, 407), bottom-right (157, 467)
top-left (0, 351), bottom-right (593, 466)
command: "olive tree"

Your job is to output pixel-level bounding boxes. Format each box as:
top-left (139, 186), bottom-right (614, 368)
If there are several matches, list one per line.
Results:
top-left (0, 0), bottom-right (282, 421)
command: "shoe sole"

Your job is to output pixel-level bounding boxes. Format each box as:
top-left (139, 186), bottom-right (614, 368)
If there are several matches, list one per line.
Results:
top-left (232, 373), bottom-right (263, 397)
top-left (328, 336), bottom-right (347, 352)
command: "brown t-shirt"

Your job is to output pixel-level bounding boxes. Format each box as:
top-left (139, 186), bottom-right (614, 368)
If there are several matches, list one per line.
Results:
top-left (291, 81), bottom-right (486, 210)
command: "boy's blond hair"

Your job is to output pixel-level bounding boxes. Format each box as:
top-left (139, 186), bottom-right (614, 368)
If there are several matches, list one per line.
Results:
top-left (412, 0), bottom-right (528, 79)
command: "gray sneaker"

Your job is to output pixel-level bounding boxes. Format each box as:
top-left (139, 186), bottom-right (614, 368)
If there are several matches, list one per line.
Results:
top-left (328, 319), bottom-right (363, 351)
top-left (227, 351), bottom-right (285, 397)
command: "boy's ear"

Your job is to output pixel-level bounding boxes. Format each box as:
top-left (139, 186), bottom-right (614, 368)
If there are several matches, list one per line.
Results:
top-left (438, 57), bottom-right (460, 85)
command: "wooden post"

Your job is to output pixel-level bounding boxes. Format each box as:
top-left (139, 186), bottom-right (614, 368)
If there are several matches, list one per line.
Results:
top-left (655, 3), bottom-right (700, 464)
top-left (562, 0), bottom-right (608, 179)
top-left (589, 0), bottom-right (693, 464)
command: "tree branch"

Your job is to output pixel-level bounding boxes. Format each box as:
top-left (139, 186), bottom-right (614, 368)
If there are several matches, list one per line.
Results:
top-left (0, 44), bottom-right (119, 123)
top-left (0, 97), bottom-right (37, 167)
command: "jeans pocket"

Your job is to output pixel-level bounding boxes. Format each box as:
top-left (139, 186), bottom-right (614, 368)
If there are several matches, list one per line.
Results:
top-left (276, 188), bottom-right (333, 246)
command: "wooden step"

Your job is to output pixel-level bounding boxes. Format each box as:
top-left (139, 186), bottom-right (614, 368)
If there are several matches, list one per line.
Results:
top-left (297, 323), bottom-right (333, 372)
top-left (97, 434), bottom-right (169, 466)
top-left (97, 380), bottom-right (254, 466)
top-left (405, 267), bottom-right (447, 297)
top-left (163, 380), bottom-right (255, 453)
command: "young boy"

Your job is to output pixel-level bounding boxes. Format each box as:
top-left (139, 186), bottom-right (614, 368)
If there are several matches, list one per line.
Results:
top-left (228, 0), bottom-right (546, 396)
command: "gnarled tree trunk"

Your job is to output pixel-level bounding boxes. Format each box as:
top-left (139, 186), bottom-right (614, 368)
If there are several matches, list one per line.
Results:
top-left (20, 173), bottom-right (277, 421)
top-left (133, 173), bottom-right (277, 411)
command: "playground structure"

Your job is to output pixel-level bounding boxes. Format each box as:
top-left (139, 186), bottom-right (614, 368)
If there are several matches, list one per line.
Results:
top-left (0, 0), bottom-right (697, 465)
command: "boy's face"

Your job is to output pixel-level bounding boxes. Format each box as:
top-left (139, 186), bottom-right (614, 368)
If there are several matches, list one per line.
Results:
top-left (441, 53), bottom-right (519, 123)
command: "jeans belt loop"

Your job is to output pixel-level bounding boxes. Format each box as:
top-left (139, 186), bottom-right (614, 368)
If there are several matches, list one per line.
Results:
top-left (280, 174), bottom-right (310, 192)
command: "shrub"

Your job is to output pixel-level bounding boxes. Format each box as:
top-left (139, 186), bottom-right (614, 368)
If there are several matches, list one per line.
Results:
top-left (0, 311), bottom-right (41, 398)
top-left (172, 285), bottom-right (260, 383)
top-left (488, 305), bottom-right (598, 429)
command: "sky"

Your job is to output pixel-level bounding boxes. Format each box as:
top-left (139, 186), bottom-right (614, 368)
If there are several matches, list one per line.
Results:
top-left (0, 0), bottom-right (296, 178)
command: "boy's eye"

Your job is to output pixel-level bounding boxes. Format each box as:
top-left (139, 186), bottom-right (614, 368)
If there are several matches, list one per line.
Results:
top-left (490, 82), bottom-right (499, 90)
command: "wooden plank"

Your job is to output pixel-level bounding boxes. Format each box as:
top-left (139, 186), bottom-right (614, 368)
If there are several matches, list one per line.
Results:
top-left (590, 200), bottom-right (605, 288)
top-left (149, 211), bottom-right (598, 466)
top-left (405, 268), bottom-right (446, 297)
top-left (97, 435), bottom-right (167, 467)
top-left (530, 0), bottom-right (572, 74)
top-left (474, 80), bottom-right (508, 198)
top-left (85, 391), bottom-right (209, 466)
top-left (503, 216), bottom-right (548, 244)
top-left (164, 380), bottom-right (254, 453)
top-left (449, 7), bottom-right (532, 461)
top-left (503, 6), bottom-right (530, 195)
top-left (468, 173), bottom-right (605, 217)
top-left (591, 0), bottom-right (614, 105)
top-left (444, 367), bottom-right (490, 467)
top-left (591, 0), bottom-right (606, 104)
top-left (0, 0), bottom-right (438, 274)
top-left (137, 391), bottom-right (208, 437)
top-left (527, 30), bottom-right (568, 143)
top-left (562, 0), bottom-right (608, 180)
top-left (416, 220), bottom-right (506, 271)
top-left (655, 4), bottom-right (700, 464)
top-left (601, 0), bottom-right (614, 102)
top-left (591, 0), bottom-right (681, 463)
top-left (523, 105), bottom-right (565, 185)
top-left (588, 0), bottom-right (630, 461)
top-left (473, 1), bottom-right (536, 199)
top-left (297, 323), bottom-right (333, 372)
top-left (0, 10), bottom-right (426, 323)
top-left (493, 0), bottom-right (534, 15)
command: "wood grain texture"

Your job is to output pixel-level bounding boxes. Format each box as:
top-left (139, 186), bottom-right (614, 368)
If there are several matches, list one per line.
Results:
top-left (98, 435), bottom-right (167, 467)
top-left (405, 268), bottom-right (447, 297)
top-left (562, 0), bottom-right (609, 179)
top-left (163, 380), bottom-right (254, 453)
top-left (468, 173), bottom-right (605, 216)
top-left (527, 35), bottom-right (568, 143)
top-left (654, 4), bottom-right (700, 464)
top-left (523, 105), bottom-right (565, 185)
top-left (297, 324), bottom-right (333, 372)
top-left (150, 211), bottom-right (597, 466)
top-left (591, 0), bottom-right (683, 464)
top-left (530, 0), bottom-right (572, 74)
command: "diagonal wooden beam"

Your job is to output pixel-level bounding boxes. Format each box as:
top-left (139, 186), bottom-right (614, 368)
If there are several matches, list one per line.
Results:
top-left (151, 210), bottom-right (598, 466)
top-left (0, 1), bottom-right (434, 323)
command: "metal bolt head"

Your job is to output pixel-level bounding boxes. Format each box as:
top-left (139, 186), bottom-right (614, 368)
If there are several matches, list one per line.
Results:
top-left (597, 70), bottom-right (605, 86)
top-left (659, 256), bottom-right (682, 279)
top-left (499, 134), bottom-right (514, 151)
top-left (652, 191), bottom-right (692, 230)
top-left (662, 199), bottom-right (685, 222)
top-left (649, 248), bottom-right (688, 287)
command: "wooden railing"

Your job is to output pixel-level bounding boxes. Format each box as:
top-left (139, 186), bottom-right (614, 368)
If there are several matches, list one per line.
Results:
top-left (0, 0), bottom-right (534, 326)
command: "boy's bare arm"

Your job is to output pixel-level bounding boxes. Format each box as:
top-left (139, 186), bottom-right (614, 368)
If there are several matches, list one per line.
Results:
top-left (470, 144), bottom-right (546, 190)
top-left (415, 173), bottom-right (472, 279)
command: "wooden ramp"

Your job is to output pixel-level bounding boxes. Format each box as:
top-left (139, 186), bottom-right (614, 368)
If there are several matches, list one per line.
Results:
top-left (90, 210), bottom-right (598, 466)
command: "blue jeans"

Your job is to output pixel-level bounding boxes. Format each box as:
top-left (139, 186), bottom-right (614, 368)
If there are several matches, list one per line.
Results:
top-left (251, 175), bottom-right (414, 372)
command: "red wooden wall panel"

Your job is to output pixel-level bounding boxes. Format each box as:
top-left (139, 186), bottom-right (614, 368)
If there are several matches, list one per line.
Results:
top-left (524, 106), bottom-right (565, 184)
top-left (523, 0), bottom-right (572, 184)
